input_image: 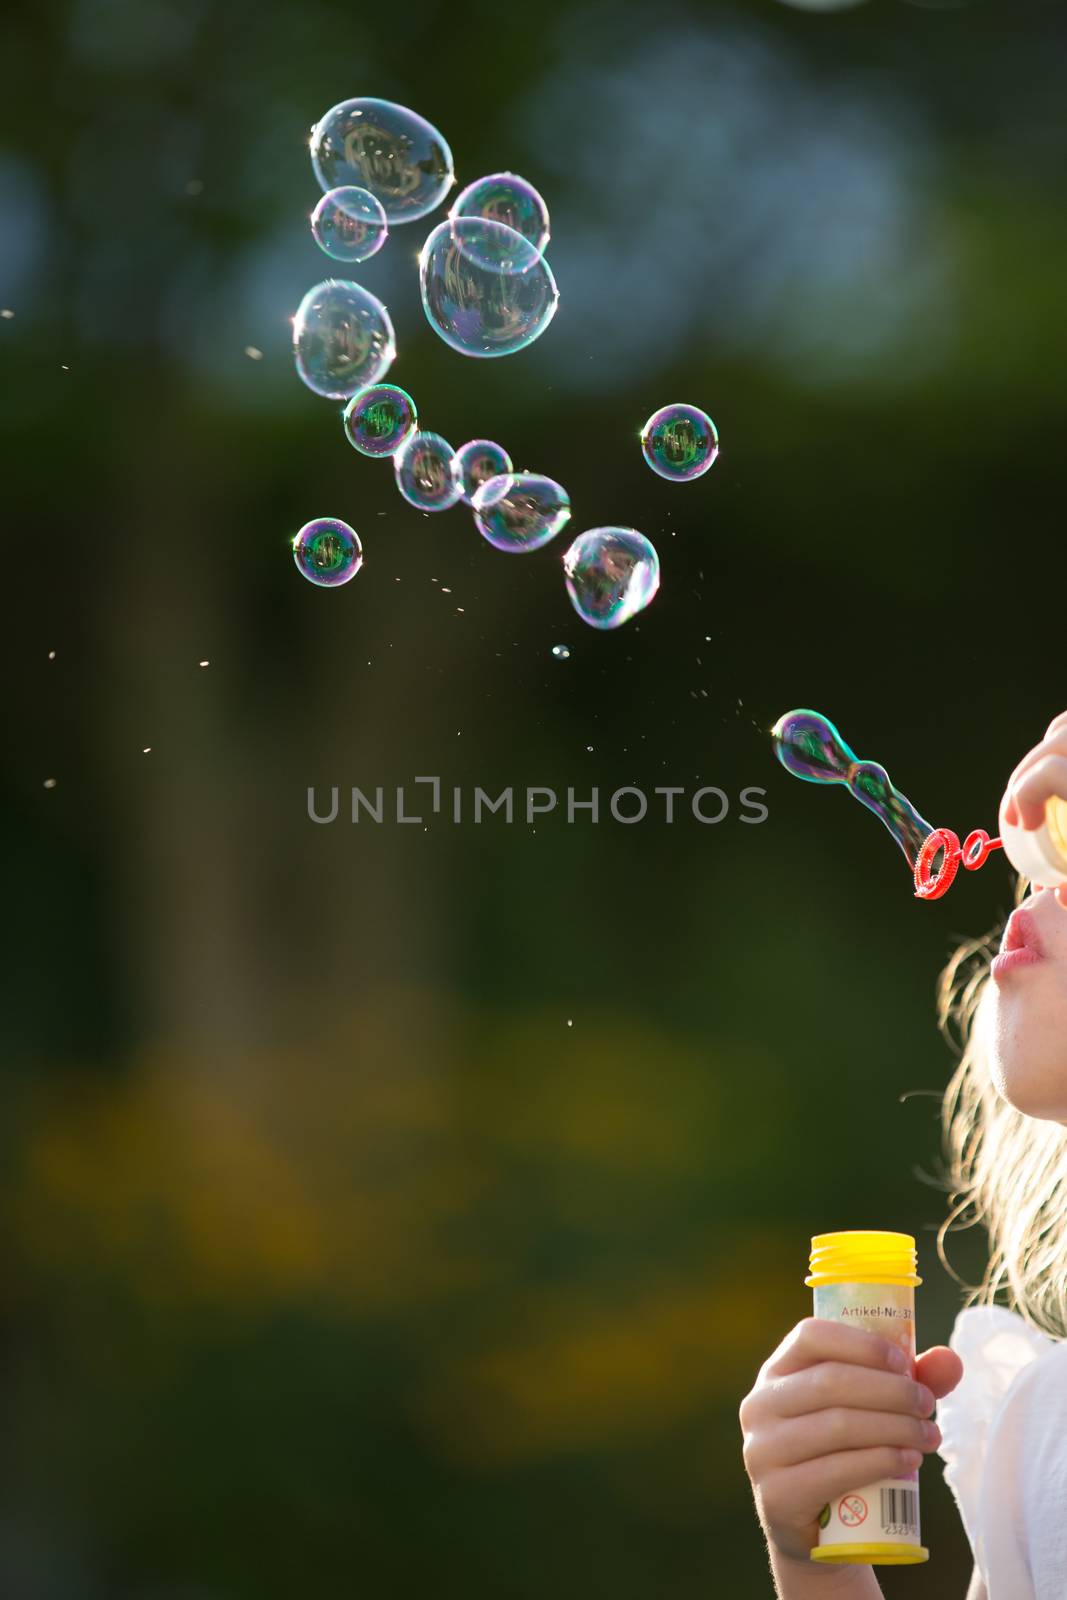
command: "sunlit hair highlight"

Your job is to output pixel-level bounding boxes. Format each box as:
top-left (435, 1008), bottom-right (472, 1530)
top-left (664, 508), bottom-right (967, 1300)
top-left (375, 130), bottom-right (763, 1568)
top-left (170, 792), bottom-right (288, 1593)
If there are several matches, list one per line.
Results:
top-left (932, 874), bottom-right (1067, 1341)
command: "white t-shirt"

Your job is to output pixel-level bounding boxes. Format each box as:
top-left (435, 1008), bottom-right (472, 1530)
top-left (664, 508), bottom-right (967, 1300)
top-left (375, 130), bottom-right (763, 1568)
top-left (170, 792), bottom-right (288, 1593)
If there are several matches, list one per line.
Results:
top-left (935, 1303), bottom-right (1067, 1598)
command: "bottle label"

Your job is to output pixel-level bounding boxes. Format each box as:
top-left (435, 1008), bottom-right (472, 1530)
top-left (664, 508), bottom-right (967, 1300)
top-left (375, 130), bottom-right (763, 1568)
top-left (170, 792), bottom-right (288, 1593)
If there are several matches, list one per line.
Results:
top-left (813, 1281), bottom-right (922, 1551)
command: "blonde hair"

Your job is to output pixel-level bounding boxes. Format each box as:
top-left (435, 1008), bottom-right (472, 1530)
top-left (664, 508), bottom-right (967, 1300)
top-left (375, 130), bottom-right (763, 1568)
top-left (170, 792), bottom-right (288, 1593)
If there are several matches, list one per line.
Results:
top-left (932, 874), bottom-right (1067, 1341)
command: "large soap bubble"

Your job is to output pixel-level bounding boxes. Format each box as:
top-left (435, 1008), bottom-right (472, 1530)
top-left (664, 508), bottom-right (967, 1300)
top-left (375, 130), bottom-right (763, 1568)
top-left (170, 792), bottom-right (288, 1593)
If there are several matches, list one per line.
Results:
top-left (310, 98), bottom-right (455, 223)
top-left (420, 217), bottom-right (559, 358)
top-left (292, 279), bottom-right (396, 399)
top-left (563, 528), bottom-right (661, 630)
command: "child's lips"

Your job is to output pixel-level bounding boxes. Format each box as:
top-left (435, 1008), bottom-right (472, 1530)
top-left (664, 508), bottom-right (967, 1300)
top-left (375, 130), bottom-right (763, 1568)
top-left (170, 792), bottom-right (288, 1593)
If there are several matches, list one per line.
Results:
top-left (991, 909), bottom-right (1045, 981)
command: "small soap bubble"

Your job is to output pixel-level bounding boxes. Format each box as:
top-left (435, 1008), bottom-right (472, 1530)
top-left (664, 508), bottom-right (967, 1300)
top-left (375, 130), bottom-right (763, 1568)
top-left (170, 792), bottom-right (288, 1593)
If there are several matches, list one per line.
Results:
top-left (311, 186), bottom-right (388, 263)
top-left (449, 171), bottom-right (550, 255)
top-left (452, 439), bottom-right (513, 504)
top-left (563, 528), bottom-right (661, 630)
top-left (311, 98), bottom-right (455, 223)
top-left (641, 404), bottom-right (719, 482)
top-left (473, 473), bottom-right (571, 553)
top-left (551, 644), bottom-right (571, 660)
top-left (394, 432), bottom-right (463, 511)
top-left (292, 278), bottom-right (396, 399)
top-left (292, 517), bottom-right (363, 586)
top-left (420, 217), bottom-right (559, 358)
top-left (43, 777), bottom-right (57, 789)
top-left (343, 383), bottom-right (417, 457)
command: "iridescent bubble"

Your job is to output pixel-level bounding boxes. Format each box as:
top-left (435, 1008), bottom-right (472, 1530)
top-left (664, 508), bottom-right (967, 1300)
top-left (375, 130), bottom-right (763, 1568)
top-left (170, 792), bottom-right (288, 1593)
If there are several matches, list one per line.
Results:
top-left (292, 279), bottom-right (396, 400)
top-left (310, 186), bottom-right (388, 262)
top-left (394, 431), bottom-right (463, 511)
top-left (770, 709), bottom-right (934, 870)
top-left (420, 217), bottom-right (559, 358)
top-left (640, 403), bottom-right (719, 482)
top-left (452, 439), bottom-right (513, 504)
top-left (563, 528), bottom-right (661, 630)
top-left (472, 473), bottom-right (571, 553)
top-left (449, 171), bottom-right (550, 256)
top-left (293, 518), bottom-right (363, 587)
top-left (310, 98), bottom-right (455, 223)
top-left (551, 644), bottom-right (571, 660)
top-left (343, 383), bottom-right (417, 457)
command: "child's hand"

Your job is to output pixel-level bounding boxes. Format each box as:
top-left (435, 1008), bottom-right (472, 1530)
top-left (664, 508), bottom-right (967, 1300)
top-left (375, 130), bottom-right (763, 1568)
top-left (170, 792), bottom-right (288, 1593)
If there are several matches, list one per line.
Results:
top-left (738, 1318), bottom-right (963, 1568)
top-left (1000, 711), bottom-right (1067, 906)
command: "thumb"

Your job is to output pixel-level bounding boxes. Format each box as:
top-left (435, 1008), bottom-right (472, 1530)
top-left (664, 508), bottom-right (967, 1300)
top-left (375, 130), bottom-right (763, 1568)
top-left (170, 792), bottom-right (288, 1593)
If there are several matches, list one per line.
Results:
top-left (914, 1344), bottom-right (964, 1398)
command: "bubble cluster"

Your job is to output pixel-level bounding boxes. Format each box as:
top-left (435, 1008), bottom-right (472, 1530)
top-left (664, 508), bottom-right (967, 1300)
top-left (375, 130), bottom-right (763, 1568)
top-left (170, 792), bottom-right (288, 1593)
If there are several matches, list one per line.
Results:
top-left (343, 383), bottom-right (417, 457)
top-left (452, 439), bottom-right (513, 504)
top-left (420, 217), bottom-right (559, 358)
top-left (293, 518), bottom-right (363, 587)
top-left (292, 279), bottom-right (396, 399)
top-left (310, 98), bottom-right (455, 223)
top-left (563, 528), bottom-right (661, 630)
top-left (394, 431), bottom-right (463, 511)
top-left (472, 473), bottom-right (571, 553)
top-left (450, 172), bottom-right (550, 256)
top-left (310, 186), bottom-right (388, 262)
top-left (640, 403), bottom-right (718, 482)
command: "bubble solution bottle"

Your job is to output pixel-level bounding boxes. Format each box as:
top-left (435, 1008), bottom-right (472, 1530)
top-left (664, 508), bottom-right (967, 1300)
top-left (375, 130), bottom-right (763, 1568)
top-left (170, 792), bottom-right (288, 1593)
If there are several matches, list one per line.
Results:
top-left (806, 1231), bottom-right (929, 1565)
top-left (1001, 796), bottom-right (1067, 888)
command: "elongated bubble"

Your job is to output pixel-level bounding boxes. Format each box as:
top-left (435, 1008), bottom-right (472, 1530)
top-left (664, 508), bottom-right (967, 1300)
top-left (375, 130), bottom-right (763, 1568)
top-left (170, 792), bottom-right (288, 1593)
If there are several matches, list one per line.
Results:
top-left (563, 528), bottom-right (661, 629)
top-left (420, 217), bottom-right (559, 358)
top-left (473, 473), bottom-right (570, 552)
top-left (292, 279), bottom-right (395, 399)
top-left (310, 98), bottom-right (455, 223)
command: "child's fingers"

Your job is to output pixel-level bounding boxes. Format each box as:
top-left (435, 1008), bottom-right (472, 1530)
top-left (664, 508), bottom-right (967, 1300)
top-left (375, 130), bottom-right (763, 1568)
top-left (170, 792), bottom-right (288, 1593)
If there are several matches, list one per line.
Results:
top-left (1002, 752), bottom-right (1067, 832)
top-left (1001, 729), bottom-right (1067, 829)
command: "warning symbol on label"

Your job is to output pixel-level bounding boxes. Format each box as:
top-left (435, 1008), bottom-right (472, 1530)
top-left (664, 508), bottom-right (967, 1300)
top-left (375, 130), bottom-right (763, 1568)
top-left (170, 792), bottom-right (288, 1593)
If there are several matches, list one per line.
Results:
top-left (838, 1494), bottom-right (868, 1528)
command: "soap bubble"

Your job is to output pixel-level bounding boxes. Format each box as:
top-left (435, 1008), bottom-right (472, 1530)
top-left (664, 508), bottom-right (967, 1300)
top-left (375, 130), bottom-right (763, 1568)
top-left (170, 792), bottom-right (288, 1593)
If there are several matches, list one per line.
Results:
top-left (394, 431), bottom-right (463, 511)
top-left (343, 383), bottom-right (417, 456)
top-left (292, 279), bottom-right (396, 399)
top-left (420, 217), bottom-right (559, 358)
top-left (310, 98), bottom-right (455, 223)
top-left (472, 473), bottom-right (571, 553)
top-left (640, 403), bottom-right (719, 482)
top-left (449, 171), bottom-right (550, 256)
top-left (452, 439), bottom-right (513, 504)
top-left (310, 186), bottom-right (388, 262)
top-left (551, 644), bottom-right (571, 660)
top-left (293, 518), bottom-right (363, 586)
top-left (563, 528), bottom-right (661, 629)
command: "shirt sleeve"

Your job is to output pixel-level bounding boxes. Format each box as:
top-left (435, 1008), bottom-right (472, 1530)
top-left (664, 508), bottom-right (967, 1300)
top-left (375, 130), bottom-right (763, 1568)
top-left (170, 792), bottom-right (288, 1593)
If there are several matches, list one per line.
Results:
top-left (935, 1304), bottom-right (1054, 1583)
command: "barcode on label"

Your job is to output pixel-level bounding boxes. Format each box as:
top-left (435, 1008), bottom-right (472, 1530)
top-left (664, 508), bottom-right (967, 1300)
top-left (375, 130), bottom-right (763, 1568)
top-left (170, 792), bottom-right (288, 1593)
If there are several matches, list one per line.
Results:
top-left (880, 1487), bottom-right (918, 1535)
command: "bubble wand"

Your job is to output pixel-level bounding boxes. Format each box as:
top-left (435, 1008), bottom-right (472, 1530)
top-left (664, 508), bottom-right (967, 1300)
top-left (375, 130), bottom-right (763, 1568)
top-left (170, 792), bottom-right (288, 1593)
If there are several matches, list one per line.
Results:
top-left (771, 709), bottom-right (1067, 901)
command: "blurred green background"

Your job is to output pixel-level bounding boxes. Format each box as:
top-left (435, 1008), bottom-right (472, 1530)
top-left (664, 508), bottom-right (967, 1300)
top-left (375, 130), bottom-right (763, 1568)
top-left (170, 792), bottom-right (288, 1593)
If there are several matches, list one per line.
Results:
top-left (3, 0), bottom-right (1064, 1593)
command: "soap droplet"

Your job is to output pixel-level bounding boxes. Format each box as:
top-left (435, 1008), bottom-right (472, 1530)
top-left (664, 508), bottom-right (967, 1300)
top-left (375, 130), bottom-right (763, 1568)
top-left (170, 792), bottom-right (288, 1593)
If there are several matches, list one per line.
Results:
top-left (43, 778), bottom-right (57, 789)
top-left (551, 644), bottom-right (570, 660)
